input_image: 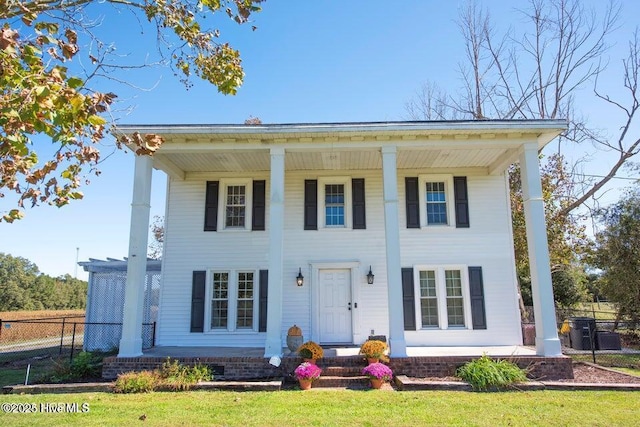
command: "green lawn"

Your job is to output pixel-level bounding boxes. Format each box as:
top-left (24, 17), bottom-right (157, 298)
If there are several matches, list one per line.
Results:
top-left (1, 390), bottom-right (638, 426)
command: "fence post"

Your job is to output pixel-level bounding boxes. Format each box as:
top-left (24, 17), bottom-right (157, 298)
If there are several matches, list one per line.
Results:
top-left (0, 319), bottom-right (2, 340)
top-left (587, 327), bottom-right (596, 364)
top-left (59, 317), bottom-right (66, 355)
top-left (70, 323), bottom-right (77, 362)
top-left (152, 322), bottom-right (156, 347)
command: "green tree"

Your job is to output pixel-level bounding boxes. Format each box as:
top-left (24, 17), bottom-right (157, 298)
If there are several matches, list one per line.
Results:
top-left (592, 186), bottom-right (640, 325)
top-left (1, 0), bottom-right (263, 222)
top-left (0, 252), bottom-right (87, 311)
top-left (0, 253), bottom-right (38, 310)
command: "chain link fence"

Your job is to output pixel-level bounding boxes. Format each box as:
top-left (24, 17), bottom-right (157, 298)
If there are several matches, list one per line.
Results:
top-left (0, 317), bottom-right (155, 364)
top-left (522, 305), bottom-right (640, 370)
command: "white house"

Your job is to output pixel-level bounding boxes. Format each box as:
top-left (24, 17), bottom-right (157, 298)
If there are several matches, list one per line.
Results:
top-left (115, 120), bottom-right (566, 360)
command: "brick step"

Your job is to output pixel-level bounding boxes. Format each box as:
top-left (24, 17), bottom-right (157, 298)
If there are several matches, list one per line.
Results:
top-left (321, 366), bottom-right (365, 377)
top-left (313, 375), bottom-right (370, 388)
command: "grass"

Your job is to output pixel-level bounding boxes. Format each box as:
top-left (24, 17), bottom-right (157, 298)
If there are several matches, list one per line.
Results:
top-left (613, 367), bottom-right (640, 377)
top-left (1, 390), bottom-right (638, 426)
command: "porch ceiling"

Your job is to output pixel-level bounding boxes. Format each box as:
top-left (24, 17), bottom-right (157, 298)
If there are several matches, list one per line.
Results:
top-left (116, 120), bottom-right (567, 178)
top-left (153, 146), bottom-right (517, 174)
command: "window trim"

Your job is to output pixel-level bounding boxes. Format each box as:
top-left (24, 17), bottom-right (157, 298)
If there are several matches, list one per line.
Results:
top-left (205, 269), bottom-right (260, 333)
top-left (318, 177), bottom-right (352, 229)
top-left (418, 175), bottom-right (455, 228)
top-left (413, 265), bottom-right (472, 330)
top-left (218, 178), bottom-right (253, 232)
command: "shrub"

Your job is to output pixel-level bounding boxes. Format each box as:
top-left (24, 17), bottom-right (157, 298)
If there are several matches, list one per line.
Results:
top-left (114, 371), bottom-right (159, 393)
top-left (70, 351), bottom-right (103, 379)
top-left (37, 351), bottom-right (105, 383)
top-left (157, 358), bottom-right (212, 391)
top-left (456, 354), bottom-right (528, 391)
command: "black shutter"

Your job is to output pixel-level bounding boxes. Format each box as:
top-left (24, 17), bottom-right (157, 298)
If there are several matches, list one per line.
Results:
top-left (252, 180), bottom-right (266, 231)
top-left (454, 176), bottom-right (470, 228)
top-left (190, 271), bottom-right (206, 332)
top-left (259, 270), bottom-right (268, 332)
top-left (405, 177), bottom-right (420, 228)
top-left (468, 266), bottom-right (487, 330)
top-left (304, 179), bottom-right (318, 230)
top-left (352, 178), bottom-right (366, 229)
top-left (204, 181), bottom-right (219, 231)
top-left (401, 267), bottom-right (417, 331)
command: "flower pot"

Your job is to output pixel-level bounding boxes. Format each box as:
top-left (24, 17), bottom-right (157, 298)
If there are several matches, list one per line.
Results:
top-left (304, 358), bottom-right (317, 365)
top-left (287, 335), bottom-right (304, 353)
top-left (369, 378), bottom-right (384, 389)
top-left (298, 379), bottom-right (313, 390)
top-left (367, 357), bottom-right (380, 365)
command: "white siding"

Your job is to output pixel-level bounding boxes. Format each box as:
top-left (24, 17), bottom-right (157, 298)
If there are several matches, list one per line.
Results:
top-left (157, 168), bottom-right (522, 348)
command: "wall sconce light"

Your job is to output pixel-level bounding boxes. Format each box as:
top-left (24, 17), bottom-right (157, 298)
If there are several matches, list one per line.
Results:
top-left (296, 268), bottom-right (304, 287)
top-left (367, 266), bottom-right (375, 285)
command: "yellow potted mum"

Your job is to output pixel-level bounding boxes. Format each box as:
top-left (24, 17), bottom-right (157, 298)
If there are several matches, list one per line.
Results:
top-left (297, 341), bottom-right (324, 363)
top-left (359, 339), bottom-right (389, 364)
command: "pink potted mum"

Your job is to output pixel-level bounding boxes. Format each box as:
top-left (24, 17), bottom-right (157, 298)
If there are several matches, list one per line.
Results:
top-left (294, 362), bottom-right (322, 390)
top-left (362, 362), bottom-right (393, 389)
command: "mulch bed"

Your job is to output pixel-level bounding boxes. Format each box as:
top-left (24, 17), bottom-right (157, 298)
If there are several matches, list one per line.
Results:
top-left (556, 362), bottom-right (640, 384)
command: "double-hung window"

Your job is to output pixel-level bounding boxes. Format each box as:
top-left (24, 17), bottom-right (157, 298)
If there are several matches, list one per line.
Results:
top-left (414, 266), bottom-right (471, 329)
top-left (225, 185), bottom-right (246, 228)
top-left (211, 273), bottom-right (229, 329)
top-left (318, 177), bottom-right (351, 229)
top-left (219, 179), bottom-right (253, 231)
top-left (209, 270), bottom-right (258, 331)
top-left (419, 175), bottom-right (455, 227)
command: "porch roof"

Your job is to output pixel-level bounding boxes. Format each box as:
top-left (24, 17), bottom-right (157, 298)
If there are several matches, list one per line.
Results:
top-left (115, 120), bottom-right (567, 179)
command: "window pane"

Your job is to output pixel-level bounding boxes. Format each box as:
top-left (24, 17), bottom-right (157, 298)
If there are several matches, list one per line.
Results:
top-left (445, 270), bottom-right (464, 326)
top-left (419, 270), bottom-right (438, 328)
top-left (421, 299), bottom-right (439, 327)
top-left (325, 184), bottom-right (345, 226)
top-left (211, 273), bottom-right (229, 328)
top-left (236, 272), bottom-right (254, 329)
top-left (426, 181), bottom-right (447, 225)
top-left (225, 185), bottom-right (246, 228)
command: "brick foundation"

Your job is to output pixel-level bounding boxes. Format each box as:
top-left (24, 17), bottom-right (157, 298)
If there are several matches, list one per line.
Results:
top-left (102, 354), bottom-right (573, 381)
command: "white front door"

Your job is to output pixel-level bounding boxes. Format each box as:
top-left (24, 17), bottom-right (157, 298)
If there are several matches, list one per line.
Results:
top-left (318, 269), bottom-right (352, 344)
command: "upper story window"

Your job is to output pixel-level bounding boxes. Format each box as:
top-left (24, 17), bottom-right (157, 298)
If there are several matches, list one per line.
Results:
top-left (318, 177), bottom-right (352, 229)
top-left (419, 175), bottom-right (455, 227)
top-left (325, 184), bottom-right (345, 227)
top-left (225, 185), bottom-right (247, 228)
top-left (218, 179), bottom-right (253, 231)
top-left (425, 182), bottom-right (447, 225)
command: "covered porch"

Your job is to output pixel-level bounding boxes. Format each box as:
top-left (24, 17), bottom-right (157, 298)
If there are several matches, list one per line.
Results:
top-left (115, 120), bottom-right (567, 360)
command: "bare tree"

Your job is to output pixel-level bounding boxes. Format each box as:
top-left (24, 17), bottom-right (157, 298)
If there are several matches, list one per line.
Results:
top-left (407, 0), bottom-right (639, 217)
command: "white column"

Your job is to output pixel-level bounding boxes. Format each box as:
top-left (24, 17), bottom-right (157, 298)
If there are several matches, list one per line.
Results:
top-left (264, 147), bottom-right (285, 357)
top-left (381, 146), bottom-right (407, 357)
top-left (519, 143), bottom-right (561, 357)
top-left (119, 154), bottom-right (153, 357)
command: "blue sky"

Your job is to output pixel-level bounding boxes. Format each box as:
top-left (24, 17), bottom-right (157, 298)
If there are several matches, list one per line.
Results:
top-left (1, 0), bottom-right (639, 279)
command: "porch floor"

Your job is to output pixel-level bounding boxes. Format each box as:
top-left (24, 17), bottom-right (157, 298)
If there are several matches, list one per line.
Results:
top-left (142, 345), bottom-right (538, 358)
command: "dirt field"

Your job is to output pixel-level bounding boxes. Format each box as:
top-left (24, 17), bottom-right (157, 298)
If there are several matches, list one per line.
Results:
top-left (0, 310), bottom-right (85, 343)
